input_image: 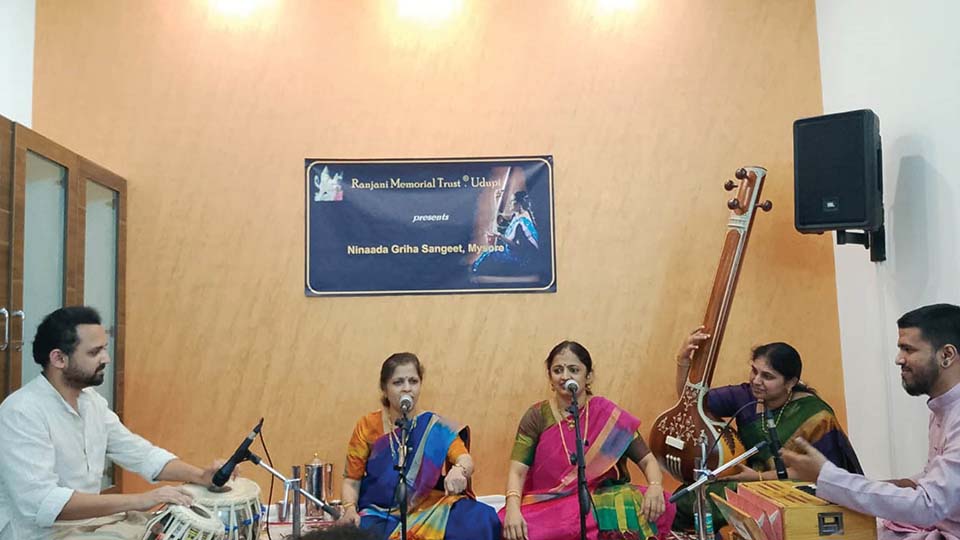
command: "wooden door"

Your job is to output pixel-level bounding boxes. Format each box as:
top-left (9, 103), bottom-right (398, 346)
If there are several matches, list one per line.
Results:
top-left (9, 124), bottom-right (79, 393)
top-left (0, 115), bottom-right (12, 397)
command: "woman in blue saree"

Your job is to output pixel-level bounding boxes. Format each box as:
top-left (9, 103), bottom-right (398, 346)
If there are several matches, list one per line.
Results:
top-left (338, 353), bottom-right (500, 540)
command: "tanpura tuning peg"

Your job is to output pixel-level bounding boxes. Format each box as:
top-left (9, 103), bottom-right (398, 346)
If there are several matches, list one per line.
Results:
top-left (723, 180), bottom-right (737, 191)
top-left (735, 168), bottom-right (749, 180)
top-left (727, 198), bottom-right (741, 210)
top-left (757, 200), bottom-right (773, 212)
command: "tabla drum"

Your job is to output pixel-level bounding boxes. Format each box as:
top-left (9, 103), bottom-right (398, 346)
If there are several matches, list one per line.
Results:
top-left (142, 504), bottom-right (226, 540)
top-left (180, 478), bottom-right (263, 540)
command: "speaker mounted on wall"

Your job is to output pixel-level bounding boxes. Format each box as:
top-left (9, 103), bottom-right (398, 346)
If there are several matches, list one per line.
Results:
top-left (793, 109), bottom-right (886, 262)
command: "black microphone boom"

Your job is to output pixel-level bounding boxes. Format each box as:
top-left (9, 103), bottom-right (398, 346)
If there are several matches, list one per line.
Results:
top-left (763, 406), bottom-right (789, 480)
top-left (212, 417), bottom-right (264, 487)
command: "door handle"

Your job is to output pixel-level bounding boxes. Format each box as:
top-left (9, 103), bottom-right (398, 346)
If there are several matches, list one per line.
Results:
top-left (11, 310), bottom-right (24, 351)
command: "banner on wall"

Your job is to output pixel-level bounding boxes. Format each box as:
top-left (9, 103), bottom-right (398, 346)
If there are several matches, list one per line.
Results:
top-left (305, 156), bottom-right (556, 296)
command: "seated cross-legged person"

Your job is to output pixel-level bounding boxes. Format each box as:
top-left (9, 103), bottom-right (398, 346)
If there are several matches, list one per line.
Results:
top-left (670, 327), bottom-right (863, 531)
top-left (0, 306), bottom-right (227, 540)
top-left (338, 352), bottom-right (500, 540)
top-left (501, 340), bottom-right (675, 540)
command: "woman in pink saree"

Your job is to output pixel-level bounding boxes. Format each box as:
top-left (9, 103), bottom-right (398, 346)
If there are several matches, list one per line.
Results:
top-left (500, 341), bottom-right (676, 540)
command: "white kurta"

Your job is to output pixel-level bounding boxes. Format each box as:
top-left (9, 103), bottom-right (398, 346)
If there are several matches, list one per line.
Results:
top-left (0, 375), bottom-right (177, 539)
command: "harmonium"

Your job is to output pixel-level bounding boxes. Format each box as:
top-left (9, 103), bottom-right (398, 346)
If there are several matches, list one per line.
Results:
top-left (710, 480), bottom-right (877, 540)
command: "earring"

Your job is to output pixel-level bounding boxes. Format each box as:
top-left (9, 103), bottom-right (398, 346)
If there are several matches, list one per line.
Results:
top-left (942, 360), bottom-right (951, 368)
top-left (585, 383), bottom-right (593, 393)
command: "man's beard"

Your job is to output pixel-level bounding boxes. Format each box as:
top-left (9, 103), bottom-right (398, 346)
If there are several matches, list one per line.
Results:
top-left (901, 355), bottom-right (939, 396)
top-left (64, 363), bottom-right (105, 388)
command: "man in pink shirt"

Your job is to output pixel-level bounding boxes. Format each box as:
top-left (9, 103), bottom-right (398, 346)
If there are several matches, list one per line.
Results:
top-left (783, 303), bottom-right (960, 540)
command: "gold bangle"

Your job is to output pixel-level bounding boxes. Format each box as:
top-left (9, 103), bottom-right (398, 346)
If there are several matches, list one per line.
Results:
top-left (648, 481), bottom-right (662, 486)
top-left (505, 490), bottom-right (522, 499)
top-left (341, 502), bottom-right (357, 510)
top-left (758, 471), bottom-right (764, 481)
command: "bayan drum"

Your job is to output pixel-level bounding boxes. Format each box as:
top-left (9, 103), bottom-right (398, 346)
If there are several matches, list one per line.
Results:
top-left (180, 478), bottom-right (264, 540)
top-left (142, 504), bottom-right (225, 540)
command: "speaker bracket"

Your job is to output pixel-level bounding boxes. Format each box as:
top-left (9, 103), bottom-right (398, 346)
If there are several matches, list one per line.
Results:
top-left (836, 225), bottom-right (886, 262)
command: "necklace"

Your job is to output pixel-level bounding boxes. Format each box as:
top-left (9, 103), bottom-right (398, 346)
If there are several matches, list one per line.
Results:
top-left (771, 389), bottom-right (794, 427)
top-left (553, 397), bottom-right (590, 459)
top-left (389, 430), bottom-right (401, 458)
top-left (383, 410), bottom-right (416, 458)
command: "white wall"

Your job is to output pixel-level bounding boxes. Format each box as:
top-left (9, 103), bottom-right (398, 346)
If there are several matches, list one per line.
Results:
top-left (817, 0), bottom-right (960, 479)
top-left (0, 0), bottom-right (35, 126)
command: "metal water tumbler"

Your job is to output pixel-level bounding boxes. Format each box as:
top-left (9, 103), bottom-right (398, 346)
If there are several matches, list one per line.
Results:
top-left (303, 455), bottom-right (335, 518)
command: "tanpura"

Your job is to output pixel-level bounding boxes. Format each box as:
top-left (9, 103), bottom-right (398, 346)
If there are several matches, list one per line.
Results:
top-left (648, 167), bottom-right (772, 483)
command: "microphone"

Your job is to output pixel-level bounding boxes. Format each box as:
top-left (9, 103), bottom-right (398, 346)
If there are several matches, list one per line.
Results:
top-left (762, 402), bottom-right (789, 480)
top-left (668, 440), bottom-right (770, 503)
top-left (399, 394), bottom-right (414, 414)
top-left (212, 418), bottom-right (264, 487)
top-left (563, 380), bottom-right (580, 394)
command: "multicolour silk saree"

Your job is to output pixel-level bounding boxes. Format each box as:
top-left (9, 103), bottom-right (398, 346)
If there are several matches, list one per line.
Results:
top-left (501, 396), bottom-right (676, 540)
top-left (673, 383), bottom-right (863, 531)
top-left (348, 411), bottom-right (500, 540)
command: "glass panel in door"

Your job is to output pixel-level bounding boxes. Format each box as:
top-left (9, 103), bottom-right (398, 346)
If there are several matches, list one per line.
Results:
top-left (21, 151), bottom-right (67, 386)
top-left (84, 180), bottom-right (120, 490)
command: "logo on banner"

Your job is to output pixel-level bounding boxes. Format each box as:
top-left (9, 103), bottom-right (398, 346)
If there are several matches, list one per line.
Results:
top-left (313, 166), bottom-right (344, 202)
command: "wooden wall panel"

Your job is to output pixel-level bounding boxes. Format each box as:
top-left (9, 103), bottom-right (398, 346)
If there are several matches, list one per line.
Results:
top-left (32, 0), bottom-right (839, 496)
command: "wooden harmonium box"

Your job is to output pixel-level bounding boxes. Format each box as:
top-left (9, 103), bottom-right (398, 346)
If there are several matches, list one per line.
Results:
top-left (710, 480), bottom-right (877, 540)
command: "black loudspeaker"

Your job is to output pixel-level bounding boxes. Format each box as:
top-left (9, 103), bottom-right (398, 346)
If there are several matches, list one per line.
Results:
top-left (793, 109), bottom-right (882, 233)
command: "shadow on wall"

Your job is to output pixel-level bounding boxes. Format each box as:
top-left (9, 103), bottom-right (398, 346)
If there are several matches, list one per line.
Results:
top-left (889, 138), bottom-right (955, 310)
top-left (881, 140), bottom-right (958, 476)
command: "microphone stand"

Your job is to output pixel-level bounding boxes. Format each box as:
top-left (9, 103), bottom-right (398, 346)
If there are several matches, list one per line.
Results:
top-left (567, 393), bottom-right (589, 540)
top-left (694, 438), bottom-right (713, 540)
top-left (292, 465), bottom-right (302, 537)
top-left (394, 410), bottom-right (413, 540)
top-left (668, 440), bottom-right (770, 540)
top-left (762, 401), bottom-right (790, 480)
top-left (236, 450), bottom-right (341, 539)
